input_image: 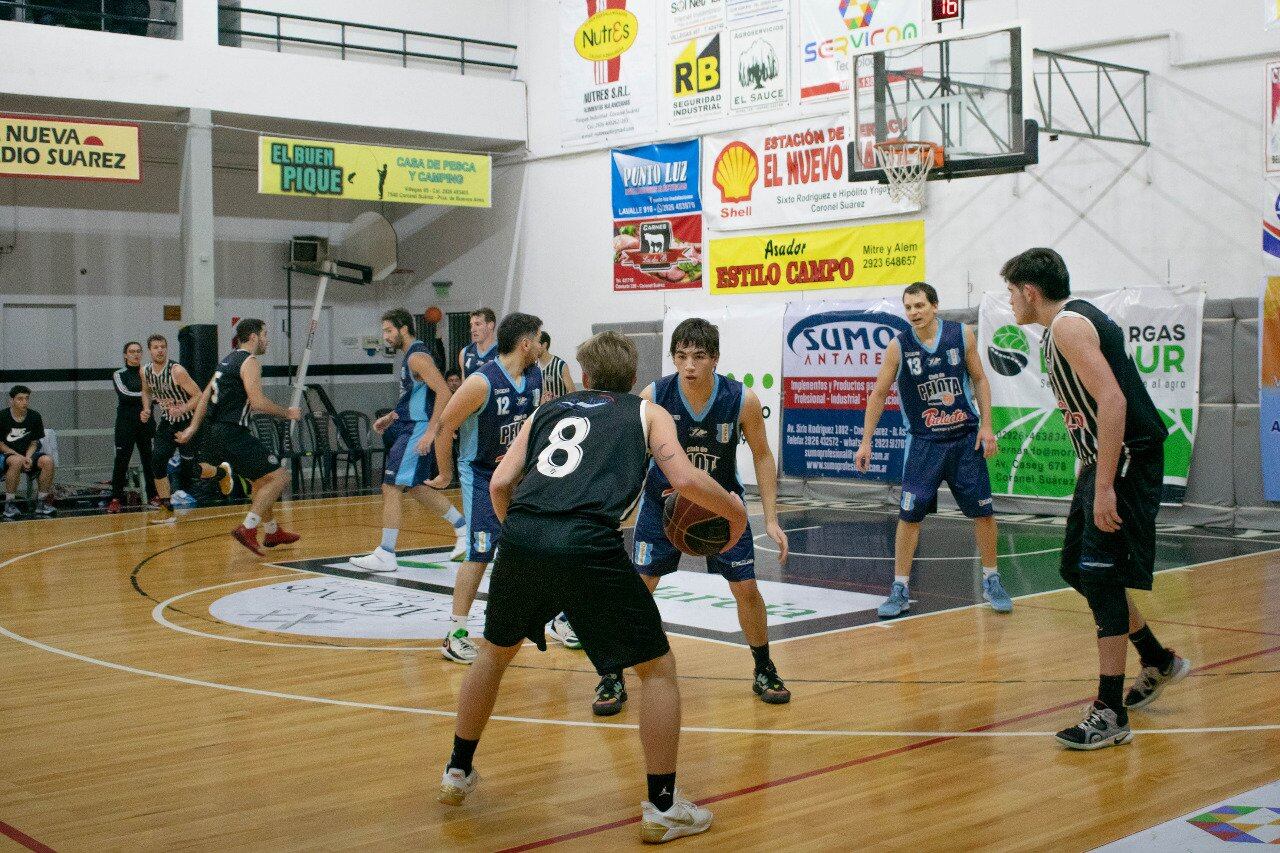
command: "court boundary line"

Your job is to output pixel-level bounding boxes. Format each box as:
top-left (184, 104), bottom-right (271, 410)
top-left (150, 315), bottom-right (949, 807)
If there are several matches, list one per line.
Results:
top-left (0, 818), bottom-right (54, 853)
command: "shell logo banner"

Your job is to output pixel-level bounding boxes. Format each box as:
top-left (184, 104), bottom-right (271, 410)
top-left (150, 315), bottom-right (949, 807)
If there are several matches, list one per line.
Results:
top-left (0, 114), bottom-right (140, 183)
top-left (702, 114), bottom-right (916, 230)
top-left (708, 220), bottom-right (924, 295)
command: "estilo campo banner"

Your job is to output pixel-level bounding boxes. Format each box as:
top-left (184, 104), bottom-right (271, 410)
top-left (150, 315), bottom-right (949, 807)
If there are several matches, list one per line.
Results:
top-left (781, 298), bottom-right (911, 480)
top-left (978, 287), bottom-right (1204, 504)
top-left (708, 220), bottom-right (924, 295)
top-left (0, 114), bottom-right (140, 183)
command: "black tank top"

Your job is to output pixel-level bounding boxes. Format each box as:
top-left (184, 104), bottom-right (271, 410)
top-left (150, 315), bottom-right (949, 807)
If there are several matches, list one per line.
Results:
top-left (1041, 299), bottom-right (1168, 466)
top-left (504, 390), bottom-right (650, 554)
top-left (210, 349), bottom-right (254, 427)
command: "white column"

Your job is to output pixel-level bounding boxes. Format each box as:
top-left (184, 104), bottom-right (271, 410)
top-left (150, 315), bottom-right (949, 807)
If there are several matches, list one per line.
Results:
top-left (179, 0), bottom-right (220, 45)
top-left (180, 107), bottom-right (216, 324)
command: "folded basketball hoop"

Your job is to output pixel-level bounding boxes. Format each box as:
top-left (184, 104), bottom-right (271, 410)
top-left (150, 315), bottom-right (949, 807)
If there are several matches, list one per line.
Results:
top-left (873, 141), bottom-right (944, 205)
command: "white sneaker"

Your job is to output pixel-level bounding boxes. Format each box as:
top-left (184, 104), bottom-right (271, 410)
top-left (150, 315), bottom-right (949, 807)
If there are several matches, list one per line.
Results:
top-left (438, 766), bottom-right (479, 806)
top-left (640, 793), bottom-right (712, 844)
top-left (349, 547), bottom-right (397, 574)
top-left (449, 527), bottom-right (467, 562)
top-left (441, 629), bottom-right (478, 664)
top-left (547, 612), bottom-right (582, 649)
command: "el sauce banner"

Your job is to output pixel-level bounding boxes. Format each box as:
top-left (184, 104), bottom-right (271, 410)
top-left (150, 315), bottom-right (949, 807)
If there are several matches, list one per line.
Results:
top-left (258, 136), bottom-right (490, 207)
top-left (709, 220), bottom-right (923, 294)
top-left (0, 114), bottom-right (140, 183)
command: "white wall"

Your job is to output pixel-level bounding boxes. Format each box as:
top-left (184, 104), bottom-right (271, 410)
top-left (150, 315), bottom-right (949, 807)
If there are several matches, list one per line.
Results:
top-left (508, 0), bottom-right (1278, 380)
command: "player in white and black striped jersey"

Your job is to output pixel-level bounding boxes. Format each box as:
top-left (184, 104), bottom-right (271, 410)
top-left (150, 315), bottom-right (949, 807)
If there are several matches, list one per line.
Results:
top-left (1003, 248), bottom-right (1191, 752)
top-left (534, 331), bottom-right (575, 401)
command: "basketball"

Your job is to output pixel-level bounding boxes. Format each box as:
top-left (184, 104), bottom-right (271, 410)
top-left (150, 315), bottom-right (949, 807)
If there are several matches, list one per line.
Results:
top-left (662, 491), bottom-right (731, 556)
top-left (425, 305), bottom-right (443, 324)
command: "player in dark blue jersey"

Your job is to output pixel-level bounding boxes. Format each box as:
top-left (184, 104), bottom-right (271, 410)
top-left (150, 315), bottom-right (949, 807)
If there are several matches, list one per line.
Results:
top-left (590, 318), bottom-right (792, 717)
top-left (430, 312), bottom-right (543, 664)
top-left (458, 307), bottom-right (498, 378)
top-left (855, 282), bottom-right (1009, 618)
top-left (348, 309), bottom-right (464, 575)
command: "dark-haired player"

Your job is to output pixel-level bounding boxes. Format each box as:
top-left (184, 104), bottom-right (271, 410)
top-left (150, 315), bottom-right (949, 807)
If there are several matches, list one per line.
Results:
top-left (855, 281), bottom-right (1010, 618)
top-left (590, 317), bottom-right (790, 716)
top-left (428, 312), bottom-right (543, 664)
top-left (1002, 247), bottom-right (1190, 750)
top-left (349, 309), bottom-right (465, 574)
top-left (439, 331), bottom-right (746, 844)
top-left (178, 318), bottom-right (302, 555)
top-left (458, 307), bottom-right (497, 378)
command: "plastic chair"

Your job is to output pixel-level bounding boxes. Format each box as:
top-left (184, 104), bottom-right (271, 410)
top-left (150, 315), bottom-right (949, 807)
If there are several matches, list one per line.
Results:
top-left (336, 410), bottom-right (380, 488)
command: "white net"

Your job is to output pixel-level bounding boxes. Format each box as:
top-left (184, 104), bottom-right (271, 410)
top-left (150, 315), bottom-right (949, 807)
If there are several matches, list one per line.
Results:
top-left (873, 141), bottom-right (942, 206)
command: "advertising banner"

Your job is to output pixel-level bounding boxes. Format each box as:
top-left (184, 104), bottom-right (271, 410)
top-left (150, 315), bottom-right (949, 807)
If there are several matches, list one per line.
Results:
top-left (1266, 183), bottom-right (1280, 261)
top-left (728, 17), bottom-right (789, 114)
top-left (1262, 276), bottom-right (1280, 500)
top-left (1269, 0), bottom-right (1280, 30)
top-left (611, 140), bottom-right (701, 218)
top-left (0, 114), bottom-right (140, 183)
top-left (669, 31), bottom-right (727, 124)
top-left (662, 302), bottom-right (787, 485)
top-left (708, 220), bottom-right (924, 295)
top-left (669, 0), bottom-right (725, 40)
top-left (702, 114), bottom-right (916, 231)
top-left (613, 215), bottom-right (703, 291)
top-left (560, 0), bottom-right (657, 148)
top-left (979, 288), bottom-right (1204, 503)
top-left (781, 299), bottom-right (911, 480)
top-left (1268, 62), bottom-right (1280, 174)
top-left (798, 0), bottom-right (854, 103)
top-left (257, 136), bottom-right (490, 206)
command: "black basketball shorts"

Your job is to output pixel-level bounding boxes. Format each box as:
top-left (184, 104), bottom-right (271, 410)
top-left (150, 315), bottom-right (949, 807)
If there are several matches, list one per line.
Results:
top-left (198, 422), bottom-right (280, 483)
top-left (483, 539), bottom-right (671, 676)
top-left (1061, 447), bottom-right (1163, 593)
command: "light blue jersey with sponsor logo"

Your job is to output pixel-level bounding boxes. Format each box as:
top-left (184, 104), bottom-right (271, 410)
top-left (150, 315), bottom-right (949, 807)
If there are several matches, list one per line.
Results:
top-left (458, 358), bottom-right (542, 472)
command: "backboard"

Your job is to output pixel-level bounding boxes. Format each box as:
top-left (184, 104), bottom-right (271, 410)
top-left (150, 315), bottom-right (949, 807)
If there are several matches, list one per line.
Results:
top-left (849, 22), bottom-right (1037, 185)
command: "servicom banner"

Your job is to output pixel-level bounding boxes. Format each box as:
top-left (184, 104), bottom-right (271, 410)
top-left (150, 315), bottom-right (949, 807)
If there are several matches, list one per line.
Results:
top-left (611, 140), bottom-right (703, 291)
top-left (979, 287), bottom-right (1204, 503)
top-left (702, 114), bottom-right (915, 231)
top-left (782, 298), bottom-right (911, 480)
top-left (709, 220), bottom-right (924, 295)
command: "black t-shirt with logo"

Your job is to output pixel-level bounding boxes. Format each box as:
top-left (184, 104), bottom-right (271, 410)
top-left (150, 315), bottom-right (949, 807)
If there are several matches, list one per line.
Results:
top-left (0, 408), bottom-right (45, 456)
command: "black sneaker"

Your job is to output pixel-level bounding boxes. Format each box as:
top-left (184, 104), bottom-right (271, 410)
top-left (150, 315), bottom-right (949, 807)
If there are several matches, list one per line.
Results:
top-left (592, 673), bottom-right (627, 717)
top-left (1054, 701), bottom-right (1133, 751)
top-left (1124, 653), bottom-right (1192, 710)
top-left (752, 666), bottom-right (792, 704)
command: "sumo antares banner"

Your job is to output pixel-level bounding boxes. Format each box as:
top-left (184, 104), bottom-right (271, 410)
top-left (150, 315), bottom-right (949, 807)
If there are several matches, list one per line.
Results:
top-left (702, 114), bottom-right (915, 231)
top-left (560, 0), bottom-right (657, 148)
top-left (1262, 276), bottom-right (1280, 500)
top-left (781, 299), bottom-right (911, 480)
top-left (979, 288), bottom-right (1204, 503)
top-left (662, 302), bottom-right (786, 486)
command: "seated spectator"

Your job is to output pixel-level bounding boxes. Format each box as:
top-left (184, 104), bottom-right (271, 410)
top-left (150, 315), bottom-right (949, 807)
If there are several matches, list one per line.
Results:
top-left (2, 386), bottom-right (55, 518)
top-left (444, 369), bottom-right (462, 394)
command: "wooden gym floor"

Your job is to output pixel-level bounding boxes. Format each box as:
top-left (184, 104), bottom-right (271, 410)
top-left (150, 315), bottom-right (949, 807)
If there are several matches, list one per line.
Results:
top-left (1, 494), bottom-right (1278, 851)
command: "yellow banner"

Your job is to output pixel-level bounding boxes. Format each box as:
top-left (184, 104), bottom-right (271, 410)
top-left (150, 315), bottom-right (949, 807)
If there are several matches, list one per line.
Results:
top-left (258, 135), bottom-right (491, 207)
top-left (710, 221), bottom-right (924, 295)
top-left (0, 114), bottom-right (140, 183)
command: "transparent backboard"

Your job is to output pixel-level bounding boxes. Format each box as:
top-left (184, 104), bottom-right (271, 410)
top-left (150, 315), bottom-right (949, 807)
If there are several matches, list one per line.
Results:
top-left (850, 24), bottom-right (1036, 182)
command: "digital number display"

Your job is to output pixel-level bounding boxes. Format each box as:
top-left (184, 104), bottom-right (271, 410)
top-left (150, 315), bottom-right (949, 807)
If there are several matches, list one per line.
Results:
top-left (932, 0), bottom-right (961, 21)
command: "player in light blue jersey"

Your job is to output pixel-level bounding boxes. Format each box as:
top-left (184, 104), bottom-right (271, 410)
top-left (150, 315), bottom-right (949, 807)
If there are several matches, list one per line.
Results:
top-left (855, 282), bottom-right (1009, 618)
top-left (429, 312), bottom-right (544, 664)
top-left (349, 309), bottom-right (465, 575)
top-left (458, 307), bottom-right (498, 378)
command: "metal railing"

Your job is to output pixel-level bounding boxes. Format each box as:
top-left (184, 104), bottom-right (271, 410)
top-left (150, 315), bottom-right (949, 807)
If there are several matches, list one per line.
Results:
top-left (0, 0), bottom-right (176, 37)
top-left (218, 6), bottom-right (517, 77)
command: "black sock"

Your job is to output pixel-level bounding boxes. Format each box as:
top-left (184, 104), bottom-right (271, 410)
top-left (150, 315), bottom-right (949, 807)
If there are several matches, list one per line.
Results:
top-left (750, 643), bottom-right (772, 673)
top-left (448, 735), bottom-right (479, 775)
top-left (1129, 625), bottom-right (1174, 671)
top-left (647, 772), bottom-right (676, 812)
top-left (1098, 674), bottom-right (1126, 723)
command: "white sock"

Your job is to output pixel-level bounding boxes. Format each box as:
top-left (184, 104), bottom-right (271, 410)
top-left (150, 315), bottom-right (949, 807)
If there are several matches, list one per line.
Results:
top-left (450, 613), bottom-right (468, 636)
top-left (243, 512), bottom-right (261, 530)
top-left (894, 575), bottom-right (910, 588)
top-left (5, 493), bottom-right (14, 503)
top-left (263, 519), bottom-right (278, 534)
top-left (444, 507), bottom-right (464, 528)
top-left (982, 566), bottom-right (998, 579)
top-left (381, 527), bottom-right (398, 551)
top-left (37, 492), bottom-right (47, 502)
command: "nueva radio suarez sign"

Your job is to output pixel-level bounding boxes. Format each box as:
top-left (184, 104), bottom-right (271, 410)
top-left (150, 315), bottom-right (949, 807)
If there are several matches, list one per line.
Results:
top-left (0, 114), bottom-right (140, 183)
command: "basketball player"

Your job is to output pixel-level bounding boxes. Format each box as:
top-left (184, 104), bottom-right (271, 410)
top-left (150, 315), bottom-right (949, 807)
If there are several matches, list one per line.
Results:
top-left (854, 282), bottom-right (1011, 618)
top-left (348, 309), bottom-right (466, 574)
top-left (439, 331), bottom-right (746, 844)
top-left (591, 318), bottom-right (790, 717)
top-left (535, 331), bottom-right (575, 401)
top-left (141, 334), bottom-right (231, 523)
top-left (457, 307), bottom-right (497, 377)
top-left (177, 318), bottom-right (303, 555)
top-left (1002, 248), bottom-right (1190, 750)
top-left (428, 312), bottom-right (543, 664)
top-left (108, 341), bottom-right (156, 513)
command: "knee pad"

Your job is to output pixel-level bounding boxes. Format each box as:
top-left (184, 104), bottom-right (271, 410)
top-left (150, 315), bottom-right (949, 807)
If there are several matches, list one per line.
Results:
top-left (1078, 567), bottom-right (1129, 638)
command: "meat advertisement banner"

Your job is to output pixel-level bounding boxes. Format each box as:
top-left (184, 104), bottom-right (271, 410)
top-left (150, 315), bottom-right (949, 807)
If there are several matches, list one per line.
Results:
top-left (612, 140), bottom-right (703, 291)
top-left (781, 298), bottom-right (911, 480)
top-left (702, 114), bottom-right (916, 231)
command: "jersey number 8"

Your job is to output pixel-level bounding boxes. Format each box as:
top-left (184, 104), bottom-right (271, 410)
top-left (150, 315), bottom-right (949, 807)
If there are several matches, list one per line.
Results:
top-left (210, 370), bottom-right (223, 405)
top-left (535, 416), bottom-right (590, 478)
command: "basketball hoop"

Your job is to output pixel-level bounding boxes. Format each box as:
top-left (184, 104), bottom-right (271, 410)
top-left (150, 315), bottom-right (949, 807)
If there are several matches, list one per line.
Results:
top-left (873, 141), bottom-right (944, 205)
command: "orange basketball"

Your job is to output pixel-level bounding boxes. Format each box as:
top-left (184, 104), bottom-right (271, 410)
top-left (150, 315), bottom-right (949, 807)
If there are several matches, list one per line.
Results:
top-left (425, 306), bottom-right (443, 324)
top-left (662, 492), bottom-right (731, 556)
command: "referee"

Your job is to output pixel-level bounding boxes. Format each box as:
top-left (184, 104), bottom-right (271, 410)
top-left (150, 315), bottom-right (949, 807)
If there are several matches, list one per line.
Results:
top-left (535, 331), bottom-right (575, 401)
top-left (108, 341), bottom-right (156, 513)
